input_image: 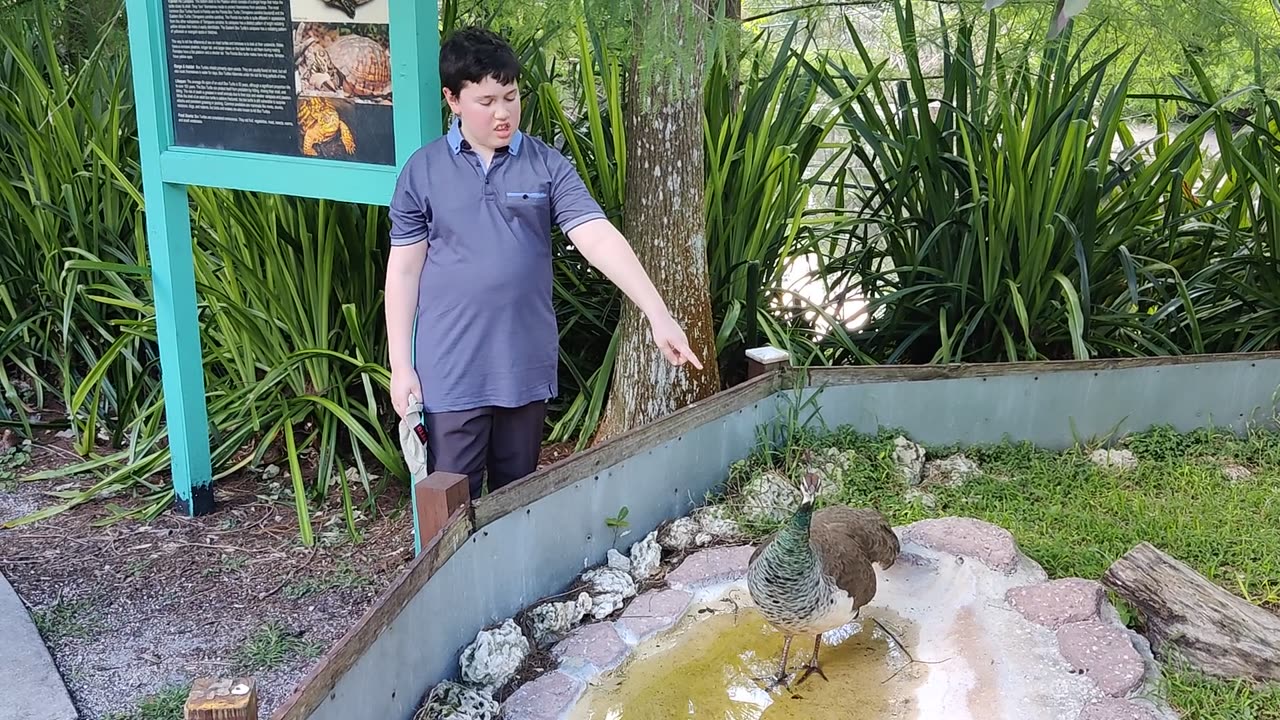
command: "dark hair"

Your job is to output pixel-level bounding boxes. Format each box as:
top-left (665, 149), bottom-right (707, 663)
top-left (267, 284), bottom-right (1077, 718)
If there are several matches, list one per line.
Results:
top-left (439, 26), bottom-right (521, 97)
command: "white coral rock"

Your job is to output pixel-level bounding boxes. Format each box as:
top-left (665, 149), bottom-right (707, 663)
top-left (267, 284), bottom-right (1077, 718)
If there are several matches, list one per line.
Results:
top-left (416, 680), bottom-right (499, 720)
top-left (628, 531), bottom-right (661, 581)
top-left (526, 592), bottom-right (592, 648)
top-left (458, 619), bottom-right (529, 691)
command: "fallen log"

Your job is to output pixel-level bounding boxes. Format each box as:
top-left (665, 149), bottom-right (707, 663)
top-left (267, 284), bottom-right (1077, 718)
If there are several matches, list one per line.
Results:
top-left (1101, 542), bottom-right (1280, 682)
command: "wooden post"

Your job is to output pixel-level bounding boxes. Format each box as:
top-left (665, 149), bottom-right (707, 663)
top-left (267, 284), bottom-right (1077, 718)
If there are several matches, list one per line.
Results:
top-left (745, 346), bottom-right (790, 379)
top-left (184, 677), bottom-right (257, 720)
top-left (413, 471), bottom-right (470, 555)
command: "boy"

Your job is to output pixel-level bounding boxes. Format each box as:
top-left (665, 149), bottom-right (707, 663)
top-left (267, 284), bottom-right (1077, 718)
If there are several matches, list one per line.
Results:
top-left (384, 26), bottom-right (703, 500)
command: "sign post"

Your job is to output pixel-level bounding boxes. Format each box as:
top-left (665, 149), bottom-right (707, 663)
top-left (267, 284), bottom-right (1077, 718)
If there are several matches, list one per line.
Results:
top-left (122, 0), bottom-right (439, 514)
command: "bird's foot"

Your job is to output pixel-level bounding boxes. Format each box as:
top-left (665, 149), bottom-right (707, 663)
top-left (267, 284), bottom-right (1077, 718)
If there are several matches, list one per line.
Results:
top-left (752, 671), bottom-right (791, 692)
top-left (794, 662), bottom-right (829, 686)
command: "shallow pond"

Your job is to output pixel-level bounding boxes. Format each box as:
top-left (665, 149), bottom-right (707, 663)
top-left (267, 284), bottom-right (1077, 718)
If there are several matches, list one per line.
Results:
top-left (567, 600), bottom-right (922, 720)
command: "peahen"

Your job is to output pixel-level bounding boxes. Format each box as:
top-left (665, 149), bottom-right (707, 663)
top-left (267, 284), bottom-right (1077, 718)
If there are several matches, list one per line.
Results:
top-left (745, 461), bottom-right (901, 688)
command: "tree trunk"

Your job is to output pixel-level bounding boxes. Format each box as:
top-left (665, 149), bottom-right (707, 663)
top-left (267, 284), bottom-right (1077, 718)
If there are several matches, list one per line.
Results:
top-left (594, 0), bottom-right (722, 444)
top-left (1101, 542), bottom-right (1280, 682)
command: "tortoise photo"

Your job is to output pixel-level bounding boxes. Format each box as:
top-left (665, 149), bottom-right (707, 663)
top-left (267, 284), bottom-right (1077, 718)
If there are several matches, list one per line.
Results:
top-left (324, 34), bottom-right (391, 100)
top-left (297, 97), bottom-right (356, 158)
top-left (321, 0), bottom-right (374, 19)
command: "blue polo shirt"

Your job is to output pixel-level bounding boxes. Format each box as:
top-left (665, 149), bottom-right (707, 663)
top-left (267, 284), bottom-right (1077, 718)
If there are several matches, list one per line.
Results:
top-left (388, 119), bottom-right (607, 413)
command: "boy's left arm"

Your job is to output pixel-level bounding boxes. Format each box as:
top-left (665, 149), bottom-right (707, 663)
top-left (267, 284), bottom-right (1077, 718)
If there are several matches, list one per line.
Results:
top-left (549, 154), bottom-right (703, 370)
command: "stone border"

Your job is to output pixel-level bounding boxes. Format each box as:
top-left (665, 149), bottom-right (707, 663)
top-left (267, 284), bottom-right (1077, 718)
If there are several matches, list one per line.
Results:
top-left (0, 572), bottom-right (78, 720)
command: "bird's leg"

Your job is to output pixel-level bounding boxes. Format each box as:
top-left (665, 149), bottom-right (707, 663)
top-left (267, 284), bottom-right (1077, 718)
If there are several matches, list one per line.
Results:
top-left (794, 634), bottom-right (829, 686)
top-left (754, 635), bottom-right (793, 690)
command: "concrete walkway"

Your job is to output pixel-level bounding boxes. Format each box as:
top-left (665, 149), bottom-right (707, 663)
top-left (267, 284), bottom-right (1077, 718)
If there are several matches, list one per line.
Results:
top-left (0, 572), bottom-right (78, 720)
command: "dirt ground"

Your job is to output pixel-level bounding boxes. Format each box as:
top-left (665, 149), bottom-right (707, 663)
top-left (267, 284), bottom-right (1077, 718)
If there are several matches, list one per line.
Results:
top-left (0, 424), bottom-right (577, 720)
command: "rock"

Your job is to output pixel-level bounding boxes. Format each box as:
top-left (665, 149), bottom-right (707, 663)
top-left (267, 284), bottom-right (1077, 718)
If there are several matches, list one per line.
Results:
top-left (1089, 449), bottom-right (1137, 471)
top-left (0, 428), bottom-right (15, 453)
top-left (902, 517), bottom-right (1021, 573)
top-left (582, 566), bottom-right (636, 599)
top-left (459, 619), bottom-right (530, 691)
top-left (582, 566), bottom-right (636, 619)
top-left (1006, 578), bottom-right (1104, 629)
top-left (738, 469), bottom-right (799, 523)
top-left (664, 545), bottom-right (755, 591)
top-left (500, 671), bottom-right (584, 720)
top-left (657, 517), bottom-right (699, 552)
top-left (589, 592), bottom-right (626, 620)
top-left (615, 589), bottom-right (693, 645)
top-left (606, 549), bottom-right (631, 573)
top-left (921, 453), bottom-right (980, 487)
top-left (526, 593), bottom-right (592, 648)
top-left (628, 531), bottom-right (661, 581)
top-left (799, 448), bottom-right (855, 502)
top-left (1078, 698), bottom-right (1162, 720)
top-left (263, 463), bottom-right (282, 479)
top-left (691, 505), bottom-right (741, 541)
top-left (1056, 619), bottom-right (1146, 697)
top-left (893, 436), bottom-right (927, 485)
top-left (904, 488), bottom-right (937, 508)
top-left (551, 623), bottom-right (630, 680)
top-left (417, 680), bottom-right (499, 720)
top-left (1222, 464), bottom-right (1252, 483)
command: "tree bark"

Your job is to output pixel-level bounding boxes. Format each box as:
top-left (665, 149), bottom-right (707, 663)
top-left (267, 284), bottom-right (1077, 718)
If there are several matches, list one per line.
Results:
top-left (594, 0), bottom-right (722, 444)
top-left (1101, 542), bottom-right (1280, 682)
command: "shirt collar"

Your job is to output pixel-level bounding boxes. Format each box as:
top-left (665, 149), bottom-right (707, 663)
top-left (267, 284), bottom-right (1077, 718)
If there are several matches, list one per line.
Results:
top-left (447, 116), bottom-right (522, 156)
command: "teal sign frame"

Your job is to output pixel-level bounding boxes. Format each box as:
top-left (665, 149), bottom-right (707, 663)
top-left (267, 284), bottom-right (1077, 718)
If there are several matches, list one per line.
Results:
top-left (122, 0), bottom-right (439, 514)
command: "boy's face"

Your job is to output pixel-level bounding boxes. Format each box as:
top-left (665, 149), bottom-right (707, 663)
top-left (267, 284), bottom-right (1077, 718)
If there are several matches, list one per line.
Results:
top-left (446, 76), bottom-right (521, 151)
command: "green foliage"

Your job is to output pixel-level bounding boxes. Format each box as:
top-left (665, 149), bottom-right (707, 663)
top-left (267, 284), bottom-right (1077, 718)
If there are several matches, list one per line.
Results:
top-left (794, 0), bottom-right (1280, 364)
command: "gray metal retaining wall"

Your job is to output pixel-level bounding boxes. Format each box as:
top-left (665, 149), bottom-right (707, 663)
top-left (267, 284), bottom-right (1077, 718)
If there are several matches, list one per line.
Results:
top-left (275, 351), bottom-right (1280, 720)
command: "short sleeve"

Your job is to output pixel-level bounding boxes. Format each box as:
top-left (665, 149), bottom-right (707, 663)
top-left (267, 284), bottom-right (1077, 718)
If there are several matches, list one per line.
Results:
top-left (389, 152), bottom-right (431, 246)
top-left (548, 150), bottom-right (606, 233)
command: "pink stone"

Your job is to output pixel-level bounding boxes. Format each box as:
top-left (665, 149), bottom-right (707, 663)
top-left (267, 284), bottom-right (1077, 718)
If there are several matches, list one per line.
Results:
top-left (665, 545), bottom-right (755, 591)
top-left (902, 517), bottom-right (1020, 572)
top-left (1007, 578), bottom-right (1105, 629)
top-left (1079, 698), bottom-right (1162, 720)
top-left (1056, 620), bottom-right (1146, 697)
top-left (616, 589), bottom-right (692, 644)
top-left (501, 671), bottom-right (584, 720)
top-left (551, 622), bottom-right (630, 679)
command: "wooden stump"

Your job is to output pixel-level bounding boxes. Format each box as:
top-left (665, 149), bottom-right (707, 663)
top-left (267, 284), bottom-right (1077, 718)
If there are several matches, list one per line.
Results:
top-left (185, 677), bottom-right (257, 720)
top-left (1101, 542), bottom-right (1280, 682)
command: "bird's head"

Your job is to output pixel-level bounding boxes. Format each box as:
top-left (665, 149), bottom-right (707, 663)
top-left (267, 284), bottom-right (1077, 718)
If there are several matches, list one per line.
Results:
top-left (800, 469), bottom-right (822, 507)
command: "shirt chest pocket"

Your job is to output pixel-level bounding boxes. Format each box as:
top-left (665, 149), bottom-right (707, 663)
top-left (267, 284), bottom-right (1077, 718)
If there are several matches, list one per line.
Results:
top-left (502, 189), bottom-right (552, 236)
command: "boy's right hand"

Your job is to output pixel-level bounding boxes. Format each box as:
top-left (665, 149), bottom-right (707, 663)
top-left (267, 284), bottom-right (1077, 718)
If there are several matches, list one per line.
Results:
top-left (390, 368), bottom-right (423, 419)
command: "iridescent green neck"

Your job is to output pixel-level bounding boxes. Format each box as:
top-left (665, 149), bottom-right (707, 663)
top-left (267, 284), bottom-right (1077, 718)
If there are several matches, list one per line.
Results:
top-left (771, 500), bottom-right (815, 555)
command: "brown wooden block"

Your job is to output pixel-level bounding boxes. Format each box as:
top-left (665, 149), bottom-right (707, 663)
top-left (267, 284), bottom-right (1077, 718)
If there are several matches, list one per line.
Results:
top-left (415, 471), bottom-right (470, 546)
top-left (184, 677), bottom-right (258, 720)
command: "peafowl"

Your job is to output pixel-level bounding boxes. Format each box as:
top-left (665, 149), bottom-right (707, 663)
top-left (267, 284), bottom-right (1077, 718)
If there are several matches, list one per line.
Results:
top-left (746, 461), bottom-right (900, 688)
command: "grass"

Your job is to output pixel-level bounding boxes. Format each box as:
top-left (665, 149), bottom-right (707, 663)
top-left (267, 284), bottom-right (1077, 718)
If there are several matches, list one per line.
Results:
top-left (233, 620), bottom-right (326, 673)
top-left (718, 422), bottom-right (1280, 718)
top-left (103, 684), bottom-right (189, 720)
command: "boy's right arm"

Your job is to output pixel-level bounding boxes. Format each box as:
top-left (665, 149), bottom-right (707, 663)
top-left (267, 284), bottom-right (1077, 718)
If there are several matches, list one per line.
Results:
top-left (386, 157), bottom-right (430, 418)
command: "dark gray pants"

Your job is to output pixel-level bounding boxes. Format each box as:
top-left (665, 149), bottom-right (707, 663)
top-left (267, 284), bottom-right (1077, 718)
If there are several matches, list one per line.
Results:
top-left (424, 401), bottom-right (547, 499)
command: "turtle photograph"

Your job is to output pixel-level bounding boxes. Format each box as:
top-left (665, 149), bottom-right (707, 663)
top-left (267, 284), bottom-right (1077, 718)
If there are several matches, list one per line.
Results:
top-left (293, 21), bottom-right (392, 106)
top-left (289, 0), bottom-right (386, 25)
top-left (292, 95), bottom-right (395, 165)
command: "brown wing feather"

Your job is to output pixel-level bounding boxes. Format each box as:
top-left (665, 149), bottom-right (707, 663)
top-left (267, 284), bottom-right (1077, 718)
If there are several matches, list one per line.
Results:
top-left (809, 506), bottom-right (901, 607)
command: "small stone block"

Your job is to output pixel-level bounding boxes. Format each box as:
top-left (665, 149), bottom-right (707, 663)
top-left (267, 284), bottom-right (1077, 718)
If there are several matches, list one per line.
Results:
top-left (665, 545), bottom-right (755, 591)
top-left (902, 517), bottom-right (1020, 573)
top-left (501, 670), bottom-right (584, 720)
top-left (1078, 698), bottom-right (1162, 720)
top-left (552, 622), bottom-right (630, 679)
top-left (1056, 620), bottom-right (1146, 698)
top-left (1007, 578), bottom-right (1105, 629)
top-left (184, 677), bottom-right (258, 720)
top-left (616, 589), bottom-right (693, 645)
